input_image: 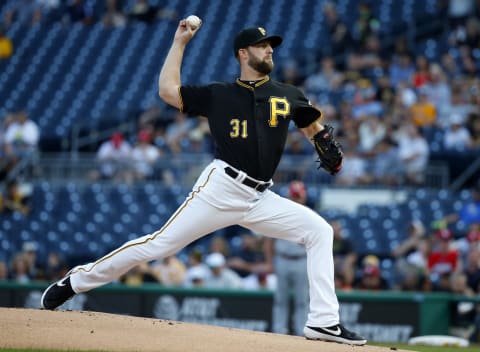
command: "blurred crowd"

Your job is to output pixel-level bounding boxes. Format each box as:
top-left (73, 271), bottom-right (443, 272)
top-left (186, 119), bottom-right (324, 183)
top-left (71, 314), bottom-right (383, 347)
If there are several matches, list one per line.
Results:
top-left (1, 0), bottom-right (479, 189)
top-left (1, 0), bottom-right (177, 30)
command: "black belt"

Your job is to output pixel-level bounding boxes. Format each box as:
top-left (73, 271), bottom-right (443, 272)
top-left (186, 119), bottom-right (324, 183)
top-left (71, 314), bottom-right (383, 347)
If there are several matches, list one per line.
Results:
top-left (224, 167), bottom-right (270, 192)
top-left (279, 254), bottom-right (307, 260)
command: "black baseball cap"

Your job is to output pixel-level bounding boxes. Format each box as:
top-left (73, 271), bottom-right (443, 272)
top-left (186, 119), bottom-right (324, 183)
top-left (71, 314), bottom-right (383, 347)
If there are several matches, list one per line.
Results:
top-left (233, 27), bottom-right (283, 57)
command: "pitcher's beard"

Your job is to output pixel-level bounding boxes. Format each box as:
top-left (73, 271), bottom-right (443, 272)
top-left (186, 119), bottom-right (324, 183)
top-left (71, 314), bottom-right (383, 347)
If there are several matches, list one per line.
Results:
top-left (248, 58), bottom-right (273, 75)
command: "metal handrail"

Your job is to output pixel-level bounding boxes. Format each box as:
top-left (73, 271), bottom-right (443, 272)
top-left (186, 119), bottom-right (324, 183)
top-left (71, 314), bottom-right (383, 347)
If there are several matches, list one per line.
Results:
top-left (449, 155), bottom-right (480, 192)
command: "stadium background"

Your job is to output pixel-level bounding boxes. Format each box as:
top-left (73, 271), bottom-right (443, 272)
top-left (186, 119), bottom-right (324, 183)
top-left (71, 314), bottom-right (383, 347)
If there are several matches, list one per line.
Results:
top-left (0, 0), bottom-right (480, 344)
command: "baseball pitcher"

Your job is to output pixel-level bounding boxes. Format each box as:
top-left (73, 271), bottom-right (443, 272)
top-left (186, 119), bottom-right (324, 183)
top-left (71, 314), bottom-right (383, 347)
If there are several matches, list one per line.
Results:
top-left (41, 18), bottom-right (365, 346)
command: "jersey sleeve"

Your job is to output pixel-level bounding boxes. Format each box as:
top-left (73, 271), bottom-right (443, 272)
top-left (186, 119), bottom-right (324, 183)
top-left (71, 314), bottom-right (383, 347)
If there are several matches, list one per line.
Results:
top-left (179, 85), bottom-right (212, 116)
top-left (291, 87), bottom-right (322, 128)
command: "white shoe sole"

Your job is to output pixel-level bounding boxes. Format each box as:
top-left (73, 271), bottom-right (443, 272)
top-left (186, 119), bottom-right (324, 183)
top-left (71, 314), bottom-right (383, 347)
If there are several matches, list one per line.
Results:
top-left (304, 326), bottom-right (367, 346)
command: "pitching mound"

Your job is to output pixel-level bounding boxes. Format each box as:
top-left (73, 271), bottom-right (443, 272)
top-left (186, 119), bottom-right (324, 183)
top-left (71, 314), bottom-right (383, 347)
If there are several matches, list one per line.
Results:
top-left (1, 308), bottom-right (407, 352)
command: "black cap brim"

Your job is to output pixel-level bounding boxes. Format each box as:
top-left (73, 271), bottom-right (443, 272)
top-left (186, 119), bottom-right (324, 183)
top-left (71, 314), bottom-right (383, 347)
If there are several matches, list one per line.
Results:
top-left (252, 35), bottom-right (283, 48)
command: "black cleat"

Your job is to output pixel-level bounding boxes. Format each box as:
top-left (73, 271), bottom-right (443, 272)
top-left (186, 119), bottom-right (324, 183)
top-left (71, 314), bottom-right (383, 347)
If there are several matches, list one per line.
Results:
top-left (40, 276), bottom-right (75, 310)
top-left (304, 324), bottom-right (367, 345)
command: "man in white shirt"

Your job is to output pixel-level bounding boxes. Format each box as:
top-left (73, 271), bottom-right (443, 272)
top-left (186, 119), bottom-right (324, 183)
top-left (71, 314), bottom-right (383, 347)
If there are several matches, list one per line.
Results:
top-left (204, 252), bottom-right (243, 290)
top-left (131, 129), bottom-right (161, 180)
top-left (94, 132), bottom-right (133, 181)
top-left (4, 110), bottom-right (40, 157)
top-left (397, 123), bottom-right (429, 185)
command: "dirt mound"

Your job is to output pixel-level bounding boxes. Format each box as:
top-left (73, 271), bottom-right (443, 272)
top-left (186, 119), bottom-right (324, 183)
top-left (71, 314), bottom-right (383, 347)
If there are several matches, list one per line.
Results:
top-left (0, 308), bottom-right (407, 351)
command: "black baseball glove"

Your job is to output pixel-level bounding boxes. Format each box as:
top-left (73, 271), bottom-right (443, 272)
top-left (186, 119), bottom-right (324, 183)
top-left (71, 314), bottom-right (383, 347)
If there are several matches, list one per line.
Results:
top-left (312, 125), bottom-right (343, 175)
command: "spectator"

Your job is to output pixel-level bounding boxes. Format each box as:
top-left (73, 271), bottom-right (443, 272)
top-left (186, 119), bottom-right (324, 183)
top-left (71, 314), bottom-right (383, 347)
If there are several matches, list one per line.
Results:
top-left (131, 129), bottom-right (161, 181)
top-left (375, 76), bottom-right (395, 110)
top-left (443, 86), bottom-right (475, 128)
top-left (21, 241), bottom-right (40, 280)
top-left (441, 181), bottom-right (480, 230)
top-left (208, 236), bottom-right (230, 258)
top-left (304, 56), bottom-right (343, 93)
top-left (455, 224), bottom-right (480, 263)
top-left (409, 88), bottom-right (437, 128)
top-left (395, 237), bottom-right (432, 291)
top-left (423, 64), bottom-right (452, 123)
top-left (277, 59), bottom-right (304, 86)
top-left (127, 0), bottom-right (176, 23)
top-left (412, 55), bottom-right (431, 88)
top-left (352, 1), bottom-right (380, 48)
top-left (332, 220), bottom-right (357, 290)
top-left (10, 253), bottom-right (30, 283)
top-left (396, 123), bottom-right (430, 185)
top-left (458, 46), bottom-right (478, 78)
top-left (389, 53), bottom-right (415, 89)
top-left (127, 0), bottom-right (158, 23)
top-left (0, 180), bottom-right (31, 215)
top-left (89, 132), bottom-right (133, 182)
top-left (184, 265), bottom-right (208, 288)
top-left (102, 0), bottom-right (126, 28)
top-left (451, 271), bottom-right (476, 296)
top-left (323, 1), bottom-right (353, 58)
top-left (204, 252), bottom-right (243, 289)
top-left (0, 113), bottom-right (17, 179)
top-left (64, 0), bottom-right (94, 25)
top-left (4, 110), bottom-right (40, 163)
top-left (448, 0), bottom-right (475, 30)
top-left (392, 220), bottom-right (426, 259)
top-left (227, 232), bottom-right (268, 289)
top-left (183, 249), bottom-right (210, 288)
top-left (428, 229), bottom-right (461, 288)
top-left (464, 245), bottom-right (480, 292)
top-left (0, 259), bottom-right (8, 281)
top-left (397, 265), bottom-right (429, 291)
top-left (353, 255), bottom-right (389, 290)
top-left (443, 114), bottom-right (473, 151)
top-left (440, 52), bottom-right (462, 81)
top-left (3, 0), bottom-right (43, 28)
top-left (334, 131), bottom-right (370, 186)
top-left (395, 80), bottom-right (418, 110)
top-left (347, 35), bottom-right (384, 79)
top-left (43, 251), bottom-right (69, 281)
top-left (358, 114), bottom-right (386, 154)
top-left (36, 0), bottom-right (62, 23)
top-left (0, 27), bottom-right (13, 60)
top-left (351, 80), bottom-right (384, 119)
top-left (467, 112), bottom-right (480, 148)
top-left (368, 136), bottom-right (400, 186)
top-left (119, 262), bottom-right (158, 286)
top-left (165, 111), bottom-right (196, 153)
top-left (392, 220), bottom-right (427, 287)
top-left (149, 256), bottom-right (187, 286)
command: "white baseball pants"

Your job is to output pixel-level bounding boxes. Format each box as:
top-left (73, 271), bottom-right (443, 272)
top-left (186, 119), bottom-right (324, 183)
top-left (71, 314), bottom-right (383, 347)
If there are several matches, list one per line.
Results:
top-left (69, 159), bottom-right (340, 327)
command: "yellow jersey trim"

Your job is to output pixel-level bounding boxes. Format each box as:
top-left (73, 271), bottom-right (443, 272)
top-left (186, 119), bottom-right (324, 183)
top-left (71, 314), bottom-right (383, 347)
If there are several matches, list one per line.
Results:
top-left (235, 76), bottom-right (270, 90)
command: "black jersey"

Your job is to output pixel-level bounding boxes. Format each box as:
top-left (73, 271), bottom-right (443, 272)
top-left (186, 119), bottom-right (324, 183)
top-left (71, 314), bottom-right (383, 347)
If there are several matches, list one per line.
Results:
top-left (180, 76), bottom-right (321, 181)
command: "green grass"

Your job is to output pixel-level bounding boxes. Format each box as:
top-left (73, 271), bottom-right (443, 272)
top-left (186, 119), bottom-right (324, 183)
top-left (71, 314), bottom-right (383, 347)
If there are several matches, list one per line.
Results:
top-left (373, 342), bottom-right (480, 351)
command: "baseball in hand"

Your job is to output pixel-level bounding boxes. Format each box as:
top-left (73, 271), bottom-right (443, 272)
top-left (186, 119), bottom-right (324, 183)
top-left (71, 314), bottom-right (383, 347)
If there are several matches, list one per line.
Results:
top-left (185, 15), bottom-right (202, 30)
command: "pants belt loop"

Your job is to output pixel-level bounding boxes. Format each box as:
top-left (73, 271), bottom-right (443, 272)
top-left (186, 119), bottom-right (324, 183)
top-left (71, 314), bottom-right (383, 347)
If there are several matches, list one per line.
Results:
top-left (237, 171), bottom-right (247, 183)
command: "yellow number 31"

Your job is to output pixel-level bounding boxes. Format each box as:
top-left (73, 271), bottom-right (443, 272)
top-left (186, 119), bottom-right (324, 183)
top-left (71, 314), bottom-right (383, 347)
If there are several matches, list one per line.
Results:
top-left (230, 119), bottom-right (248, 138)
